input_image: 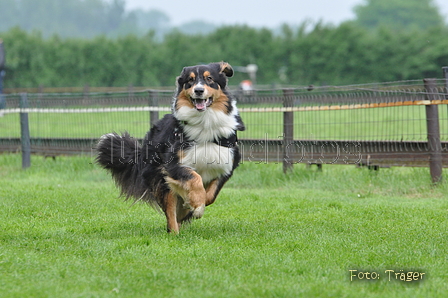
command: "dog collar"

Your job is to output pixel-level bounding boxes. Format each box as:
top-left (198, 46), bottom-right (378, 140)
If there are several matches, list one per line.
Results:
top-left (213, 132), bottom-right (238, 148)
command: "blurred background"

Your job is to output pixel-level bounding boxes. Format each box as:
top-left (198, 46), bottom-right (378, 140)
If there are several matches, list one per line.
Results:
top-left (0, 0), bottom-right (447, 88)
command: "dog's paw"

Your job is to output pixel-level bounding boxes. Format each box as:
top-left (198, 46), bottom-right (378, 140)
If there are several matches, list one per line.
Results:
top-left (192, 204), bottom-right (205, 219)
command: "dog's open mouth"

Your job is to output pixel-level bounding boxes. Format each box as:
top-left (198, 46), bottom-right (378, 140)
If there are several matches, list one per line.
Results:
top-left (192, 97), bottom-right (213, 112)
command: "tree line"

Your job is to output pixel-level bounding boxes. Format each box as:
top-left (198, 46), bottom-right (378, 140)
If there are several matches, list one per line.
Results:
top-left (0, 0), bottom-right (447, 88)
top-left (1, 22), bottom-right (448, 89)
top-left (0, 0), bottom-right (214, 40)
top-left (1, 0), bottom-right (444, 39)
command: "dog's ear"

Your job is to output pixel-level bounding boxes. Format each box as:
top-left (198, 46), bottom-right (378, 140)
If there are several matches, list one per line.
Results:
top-left (176, 67), bottom-right (190, 89)
top-left (210, 62), bottom-right (233, 78)
top-left (219, 62), bottom-right (233, 77)
top-left (177, 67), bottom-right (187, 84)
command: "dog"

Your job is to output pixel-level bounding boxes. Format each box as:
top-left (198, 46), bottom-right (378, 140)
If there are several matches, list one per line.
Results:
top-left (96, 62), bottom-right (245, 233)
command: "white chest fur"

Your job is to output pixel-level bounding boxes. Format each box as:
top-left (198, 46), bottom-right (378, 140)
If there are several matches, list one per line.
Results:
top-left (174, 104), bottom-right (239, 184)
top-left (175, 105), bottom-right (239, 143)
top-left (181, 142), bottom-right (234, 184)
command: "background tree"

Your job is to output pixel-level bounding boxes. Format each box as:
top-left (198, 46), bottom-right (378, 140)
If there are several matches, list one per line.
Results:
top-left (0, 0), bottom-right (137, 38)
top-left (176, 21), bottom-right (218, 36)
top-left (354, 0), bottom-right (445, 30)
top-left (131, 9), bottom-right (171, 39)
top-left (0, 0), bottom-right (216, 38)
top-left (1, 16), bottom-right (448, 88)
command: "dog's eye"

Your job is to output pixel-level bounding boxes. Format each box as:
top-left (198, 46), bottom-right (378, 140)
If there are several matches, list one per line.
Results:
top-left (206, 76), bottom-right (214, 83)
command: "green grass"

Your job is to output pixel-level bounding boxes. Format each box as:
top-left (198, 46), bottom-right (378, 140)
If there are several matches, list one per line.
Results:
top-left (2, 105), bottom-right (447, 141)
top-left (1, 154), bottom-right (448, 297)
top-left (0, 111), bottom-right (169, 139)
top-left (240, 104), bottom-right (448, 141)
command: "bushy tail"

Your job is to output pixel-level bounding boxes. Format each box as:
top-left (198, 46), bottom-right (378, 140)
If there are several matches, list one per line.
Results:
top-left (96, 132), bottom-right (142, 199)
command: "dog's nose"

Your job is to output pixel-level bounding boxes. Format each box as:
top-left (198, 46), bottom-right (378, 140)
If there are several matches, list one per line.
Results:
top-left (194, 87), bottom-right (204, 96)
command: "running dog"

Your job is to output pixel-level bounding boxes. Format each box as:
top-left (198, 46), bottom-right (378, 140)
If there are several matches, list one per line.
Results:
top-left (96, 62), bottom-right (245, 233)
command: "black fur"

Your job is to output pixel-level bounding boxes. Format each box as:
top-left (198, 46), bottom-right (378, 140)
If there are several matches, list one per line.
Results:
top-left (96, 62), bottom-right (245, 233)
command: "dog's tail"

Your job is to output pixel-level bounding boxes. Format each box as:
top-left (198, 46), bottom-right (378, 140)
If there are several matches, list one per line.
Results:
top-left (96, 132), bottom-right (142, 199)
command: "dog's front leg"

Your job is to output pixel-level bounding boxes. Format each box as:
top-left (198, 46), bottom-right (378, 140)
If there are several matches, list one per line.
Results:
top-left (165, 170), bottom-right (206, 219)
top-left (186, 171), bottom-right (206, 218)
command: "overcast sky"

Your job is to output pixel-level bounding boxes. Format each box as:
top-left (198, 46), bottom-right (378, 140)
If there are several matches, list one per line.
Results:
top-left (124, 0), bottom-right (448, 27)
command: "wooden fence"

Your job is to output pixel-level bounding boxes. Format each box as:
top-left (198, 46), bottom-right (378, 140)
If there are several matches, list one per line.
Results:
top-left (1, 74), bottom-right (448, 183)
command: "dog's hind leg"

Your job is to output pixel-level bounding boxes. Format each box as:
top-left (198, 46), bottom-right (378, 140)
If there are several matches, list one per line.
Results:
top-left (205, 179), bottom-right (220, 206)
top-left (205, 177), bottom-right (230, 206)
top-left (165, 191), bottom-right (180, 233)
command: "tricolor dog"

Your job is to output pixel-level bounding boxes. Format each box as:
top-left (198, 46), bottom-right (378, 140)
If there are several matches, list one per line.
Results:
top-left (96, 62), bottom-right (245, 233)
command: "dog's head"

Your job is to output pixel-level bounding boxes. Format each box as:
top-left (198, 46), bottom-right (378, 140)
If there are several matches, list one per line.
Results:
top-left (176, 62), bottom-right (234, 112)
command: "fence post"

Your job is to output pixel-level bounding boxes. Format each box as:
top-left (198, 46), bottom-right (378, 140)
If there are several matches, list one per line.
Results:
top-left (423, 79), bottom-right (442, 183)
top-left (83, 84), bottom-right (89, 100)
top-left (0, 38), bottom-right (4, 111)
top-left (283, 89), bottom-right (294, 173)
top-left (20, 93), bottom-right (31, 169)
top-left (443, 67), bottom-right (448, 94)
top-left (149, 90), bottom-right (159, 126)
top-left (0, 70), bottom-right (4, 111)
top-left (128, 84), bottom-right (134, 100)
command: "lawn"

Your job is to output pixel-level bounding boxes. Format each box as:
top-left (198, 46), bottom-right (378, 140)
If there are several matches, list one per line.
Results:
top-left (2, 104), bottom-right (447, 141)
top-left (1, 154), bottom-right (447, 297)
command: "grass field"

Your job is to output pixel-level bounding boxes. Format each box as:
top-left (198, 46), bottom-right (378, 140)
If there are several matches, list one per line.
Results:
top-left (1, 153), bottom-right (447, 297)
top-left (2, 104), bottom-right (447, 141)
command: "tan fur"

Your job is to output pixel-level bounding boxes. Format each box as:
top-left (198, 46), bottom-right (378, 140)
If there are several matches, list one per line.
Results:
top-left (183, 171), bottom-right (206, 210)
top-left (219, 62), bottom-right (233, 76)
top-left (205, 179), bottom-right (219, 206)
top-left (176, 198), bottom-right (191, 226)
top-left (176, 91), bottom-right (195, 110)
top-left (165, 191), bottom-right (180, 233)
top-left (165, 172), bottom-right (205, 206)
top-left (208, 91), bottom-right (229, 113)
top-left (177, 149), bottom-right (186, 163)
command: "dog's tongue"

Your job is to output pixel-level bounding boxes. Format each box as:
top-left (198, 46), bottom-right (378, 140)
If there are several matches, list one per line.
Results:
top-left (194, 99), bottom-right (207, 111)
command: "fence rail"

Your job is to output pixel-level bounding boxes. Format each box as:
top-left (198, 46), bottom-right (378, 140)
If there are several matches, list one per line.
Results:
top-left (2, 137), bottom-right (447, 168)
top-left (1, 76), bottom-right (448, 183)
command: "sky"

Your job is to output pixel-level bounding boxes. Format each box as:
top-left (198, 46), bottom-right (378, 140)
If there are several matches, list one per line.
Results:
top-left (124, 0), bottom-right (448, 28)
